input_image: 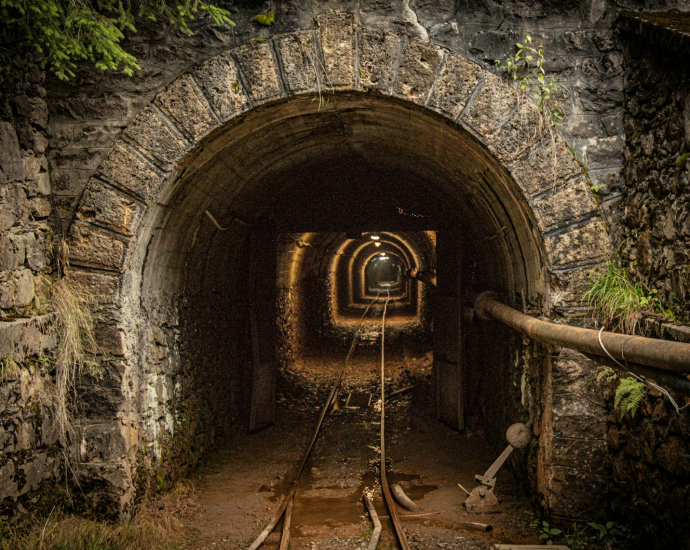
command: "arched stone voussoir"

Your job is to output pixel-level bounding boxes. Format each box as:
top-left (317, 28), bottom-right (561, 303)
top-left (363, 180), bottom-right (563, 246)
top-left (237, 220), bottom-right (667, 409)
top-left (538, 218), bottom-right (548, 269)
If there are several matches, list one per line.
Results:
top-left (460, 72), bottom-right (518, 138)
top-left (530, 175), bottom-right (598, 234)
top-left (358, 29), bottom-right (400, 93)
top-left (486, 99), bottom-right (546, 165)
top-left (544, 217), bottom-right (611, 272)
top-left (153, 73), bottom-right (218, 144)
top-left (510, 136), bottom-right (584, 198)
top-left (426, 51), bottom-right (483, 120)
top-left (274, 31), bottom-right (325, 96)
top-left (76, 179), bottom-right (145, 238)
top-left (123, 106), bottom-right (191, 172)
top-left (550, 264), bottom-right (603, 308)
top-left (392, 37), bottom-right (445, 105)
top-left (68, 222), bottom-right (133, 274)
top-left (230, 40), bottom-right (284, 105)
top-left (64, 268), bottom-right (124, 317)
top-left (191, 52), bottom-right (251, 123)
top-left (96, 141), bottom-right (166, 204)
top-left (316, 12), bottom-right (356, 90)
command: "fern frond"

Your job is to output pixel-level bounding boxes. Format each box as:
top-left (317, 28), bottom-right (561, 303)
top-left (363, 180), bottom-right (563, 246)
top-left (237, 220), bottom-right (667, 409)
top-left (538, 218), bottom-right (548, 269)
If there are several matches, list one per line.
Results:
top-left (615, 377), bottom-right (646, 418)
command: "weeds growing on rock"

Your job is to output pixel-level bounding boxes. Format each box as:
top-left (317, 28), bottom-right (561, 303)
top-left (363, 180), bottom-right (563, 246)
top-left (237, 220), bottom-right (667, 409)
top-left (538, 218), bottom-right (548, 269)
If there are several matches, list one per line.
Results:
top-left (583, 258), bottom-right (662, 334)
top-left (51, 277), bottom-right (102, 445)
top-left (495, 33), bottom-right (568, 130)
top-left (614, 377), bottom-right (647, 418)
top-left (0, 482), bottom-right (195, 549)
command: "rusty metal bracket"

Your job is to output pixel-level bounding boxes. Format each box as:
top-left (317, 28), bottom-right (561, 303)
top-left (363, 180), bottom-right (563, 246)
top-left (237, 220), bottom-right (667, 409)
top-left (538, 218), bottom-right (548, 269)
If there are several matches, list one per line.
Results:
top-left (464, 423), bottom-right (531, 513)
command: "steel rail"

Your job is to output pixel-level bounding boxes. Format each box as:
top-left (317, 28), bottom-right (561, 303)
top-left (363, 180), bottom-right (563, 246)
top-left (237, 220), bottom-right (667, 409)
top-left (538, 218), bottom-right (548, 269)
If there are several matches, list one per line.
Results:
top-left (379, 291), bottom-right (411, 550)
top-left (247, 293), bottom-right (381, 550)
top-left (363, 494), bottom-right (382, 550)
top-left (474, 291), bottom-right (690, 373)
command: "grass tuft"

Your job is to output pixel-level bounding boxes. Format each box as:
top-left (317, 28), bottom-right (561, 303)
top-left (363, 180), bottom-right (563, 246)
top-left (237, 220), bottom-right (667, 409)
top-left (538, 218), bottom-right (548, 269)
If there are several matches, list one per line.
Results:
top-left (51, 277), bottom-right (102, 445)
top-left (0, 482), bottom-right (195, 550)
top-left (583, 258), bottom-right (661, 334)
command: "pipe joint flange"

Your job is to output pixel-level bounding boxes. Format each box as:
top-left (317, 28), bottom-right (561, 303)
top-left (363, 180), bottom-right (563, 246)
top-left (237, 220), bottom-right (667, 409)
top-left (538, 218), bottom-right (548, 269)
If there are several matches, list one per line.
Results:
top-left (474, 291), bottom-right (499, 321)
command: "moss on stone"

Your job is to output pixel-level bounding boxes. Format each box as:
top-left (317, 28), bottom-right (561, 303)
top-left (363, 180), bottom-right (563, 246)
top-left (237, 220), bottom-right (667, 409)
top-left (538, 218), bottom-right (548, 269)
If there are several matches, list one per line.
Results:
top-left (675, 152), bottom-right (689, 167)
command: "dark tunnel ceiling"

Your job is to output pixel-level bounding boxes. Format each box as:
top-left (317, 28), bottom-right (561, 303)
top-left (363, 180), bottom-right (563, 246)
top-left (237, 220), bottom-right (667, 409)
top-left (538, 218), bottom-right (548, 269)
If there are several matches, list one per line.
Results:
top-left (161, 94), bottom-right (546, 300)
top-left (262, 158), bottom-right (464, 232)
top-left (176, 94), bottom-right (534, 239)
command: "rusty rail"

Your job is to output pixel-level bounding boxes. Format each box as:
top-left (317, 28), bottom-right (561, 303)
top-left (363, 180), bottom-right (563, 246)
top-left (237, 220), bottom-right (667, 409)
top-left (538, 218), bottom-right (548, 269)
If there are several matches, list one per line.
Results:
top-left (247, 294), bottom-right (381, 550)
top-left (474, 292), bottom-right (690, 374)
top-left (379, 291), bottom-right (411, 550)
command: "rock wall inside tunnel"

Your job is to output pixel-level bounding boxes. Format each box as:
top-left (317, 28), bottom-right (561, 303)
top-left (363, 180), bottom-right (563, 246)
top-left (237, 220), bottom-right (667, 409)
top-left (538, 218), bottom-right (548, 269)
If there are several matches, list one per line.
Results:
top-left (597, 14), bottom-right (690, 549)
top-left (276, 231), bottom-right (434, 357)
top-left (0, 2), bottom-right (689, 544)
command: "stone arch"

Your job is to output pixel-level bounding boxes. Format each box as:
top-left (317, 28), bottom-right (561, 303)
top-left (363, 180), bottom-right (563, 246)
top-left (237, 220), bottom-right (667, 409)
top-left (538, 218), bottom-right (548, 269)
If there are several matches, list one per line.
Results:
top-left (64, 13), bottom-right (610, 517)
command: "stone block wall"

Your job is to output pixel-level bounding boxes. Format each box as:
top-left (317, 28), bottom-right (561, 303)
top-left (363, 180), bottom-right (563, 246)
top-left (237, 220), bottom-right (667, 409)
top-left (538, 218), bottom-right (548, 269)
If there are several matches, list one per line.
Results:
top-left (0, 315), bottom-right (61, 516)
top-left (589, 14), bottom-right (690, 547)
top-left (619, 14), bottom-right (690, 322)
top-left (0, 46), bottom-right (61, 516)
top-left (43, 0), bottom-right (677, 234)
top-left (0, 50), bottom-right (53, 318)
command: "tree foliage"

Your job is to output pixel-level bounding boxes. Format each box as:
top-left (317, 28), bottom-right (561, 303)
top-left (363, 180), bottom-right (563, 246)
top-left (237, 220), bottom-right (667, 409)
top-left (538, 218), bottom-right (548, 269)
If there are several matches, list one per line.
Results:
top-left (0, 0), bottom-right (234, 80)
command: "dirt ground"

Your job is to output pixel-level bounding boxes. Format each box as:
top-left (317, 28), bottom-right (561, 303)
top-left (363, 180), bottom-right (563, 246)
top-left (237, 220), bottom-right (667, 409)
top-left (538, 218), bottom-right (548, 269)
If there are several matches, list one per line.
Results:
top-left (181, 350), bottom-right (544, 549)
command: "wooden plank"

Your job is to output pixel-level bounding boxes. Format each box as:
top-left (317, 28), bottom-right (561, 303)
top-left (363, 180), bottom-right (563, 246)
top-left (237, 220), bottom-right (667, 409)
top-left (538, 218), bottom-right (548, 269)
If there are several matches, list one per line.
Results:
top-left (433, 230), bottom-right (464, 429)
top-left (248, 230), bottom-right (277, 431)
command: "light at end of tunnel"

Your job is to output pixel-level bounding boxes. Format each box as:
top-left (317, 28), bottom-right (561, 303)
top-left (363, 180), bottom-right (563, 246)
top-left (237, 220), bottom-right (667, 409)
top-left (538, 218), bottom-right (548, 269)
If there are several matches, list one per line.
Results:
top-left (370, 235), bottom-right (380, 241)
top-left (374, 242), bottom-right (381, 247)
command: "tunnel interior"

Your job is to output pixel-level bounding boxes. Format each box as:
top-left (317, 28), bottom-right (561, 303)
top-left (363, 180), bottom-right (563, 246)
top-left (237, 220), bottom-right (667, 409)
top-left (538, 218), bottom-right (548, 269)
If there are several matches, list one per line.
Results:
top-left (131, 92), bottom-right (548, 484)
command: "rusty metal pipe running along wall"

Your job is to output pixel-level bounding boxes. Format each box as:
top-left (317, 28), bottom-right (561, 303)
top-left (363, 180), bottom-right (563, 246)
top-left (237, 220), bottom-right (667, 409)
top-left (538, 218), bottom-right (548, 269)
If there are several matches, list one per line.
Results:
top-left (474, 292), bottom-right (690, 374)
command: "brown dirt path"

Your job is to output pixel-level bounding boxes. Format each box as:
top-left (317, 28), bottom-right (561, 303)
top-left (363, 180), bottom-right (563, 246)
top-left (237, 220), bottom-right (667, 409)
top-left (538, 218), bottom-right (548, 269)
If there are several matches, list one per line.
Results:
top-left (181, 356), bottom-right (542, 549)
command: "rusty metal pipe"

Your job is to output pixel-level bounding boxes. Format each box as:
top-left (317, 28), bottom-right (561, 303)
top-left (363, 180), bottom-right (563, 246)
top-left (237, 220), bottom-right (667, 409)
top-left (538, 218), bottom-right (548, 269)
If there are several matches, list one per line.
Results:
top-left (582, 353), bottom-right (690, 397)
top-left (474, 292), bottom-right (690, 374)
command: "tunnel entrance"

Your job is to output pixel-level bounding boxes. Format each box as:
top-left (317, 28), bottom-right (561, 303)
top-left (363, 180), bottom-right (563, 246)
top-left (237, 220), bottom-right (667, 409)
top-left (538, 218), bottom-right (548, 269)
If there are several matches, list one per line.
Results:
top-left (159, 94), bottom-right (549, 448)
top-left (67, 19), bottom-right (609, 523)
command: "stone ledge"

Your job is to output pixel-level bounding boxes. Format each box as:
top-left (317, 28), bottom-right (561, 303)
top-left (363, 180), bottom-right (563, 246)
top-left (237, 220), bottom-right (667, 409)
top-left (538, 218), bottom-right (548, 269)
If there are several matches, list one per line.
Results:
top-left (618, 12), bottom-right (690, 58)
top-left (68, 222), bottom-right (131, 273)
top-left (0, 313), bottom-right (55, 360)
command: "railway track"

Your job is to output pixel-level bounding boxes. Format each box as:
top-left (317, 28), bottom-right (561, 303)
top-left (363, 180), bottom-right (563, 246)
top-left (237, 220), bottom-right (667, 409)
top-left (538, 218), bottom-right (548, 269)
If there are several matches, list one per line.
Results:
top-left (247, 291), bottom-right (411, 550)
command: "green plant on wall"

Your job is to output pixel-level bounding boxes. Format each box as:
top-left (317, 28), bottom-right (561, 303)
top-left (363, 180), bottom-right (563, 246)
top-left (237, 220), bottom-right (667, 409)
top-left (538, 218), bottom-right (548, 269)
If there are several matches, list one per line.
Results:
top-left (587, 520), bottom-right (631, 550)
top-left (495, 33), bottom-right (568, 129)
top-left (252, 11), bottom-right (275, 26)
top-left (50, 274), bottom-right (102, 444)
top-left (614, 376), bottom-right (646, 418)
top-left (583, 258), bottom-right (663, 335)
top-left (0, 0), bottom-right (234, 80)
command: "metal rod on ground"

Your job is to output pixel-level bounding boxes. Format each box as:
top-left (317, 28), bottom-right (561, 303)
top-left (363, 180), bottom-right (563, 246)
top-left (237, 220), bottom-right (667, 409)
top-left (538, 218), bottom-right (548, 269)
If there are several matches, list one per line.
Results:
top-left (278, 498), bottom-right (293, 550)
top-left (380, 512), bottom-right (441, 519)
top-left (247, 294), bottom-right (381, 550)
top-left (474, 291), bottom-right (690, 373)
top-left (379, 291), bottom-right (411, 550)
top-left (390, 483), bottom-right (422, 512)
top-left (363, 494), bottom-right (382, 550)
top-left (388, 385), bottom-right (413, 399)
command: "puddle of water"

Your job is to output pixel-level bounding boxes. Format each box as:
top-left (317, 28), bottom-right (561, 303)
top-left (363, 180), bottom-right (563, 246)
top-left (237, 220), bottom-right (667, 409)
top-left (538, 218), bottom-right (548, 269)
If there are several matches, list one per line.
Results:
top-left (261, 465), bottom-right (438, 539)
